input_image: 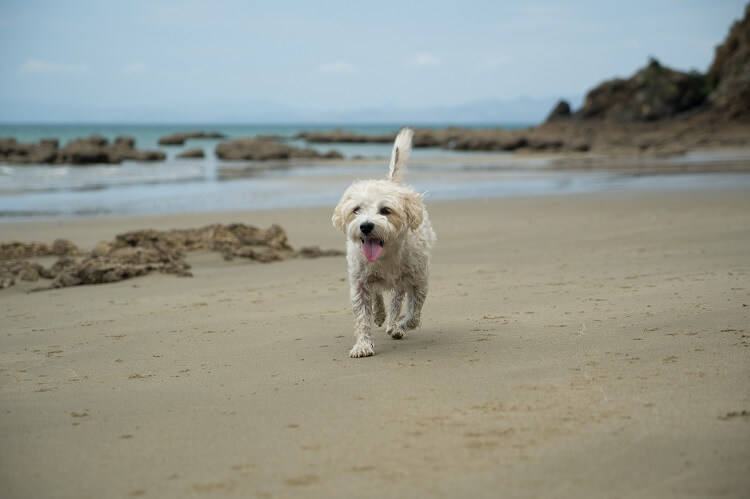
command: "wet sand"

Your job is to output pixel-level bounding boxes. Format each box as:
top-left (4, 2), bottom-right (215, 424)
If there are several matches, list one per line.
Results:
top-left (1, 188), bottom-right (749, 497)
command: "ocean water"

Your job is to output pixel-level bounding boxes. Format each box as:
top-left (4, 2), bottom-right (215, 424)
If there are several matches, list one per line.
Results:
top-left (1, 123), bottom-right (749, 219)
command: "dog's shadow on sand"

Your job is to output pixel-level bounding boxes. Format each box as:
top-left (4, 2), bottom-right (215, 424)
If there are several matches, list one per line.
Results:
top-left (366, 327), bottom-right (466, 360)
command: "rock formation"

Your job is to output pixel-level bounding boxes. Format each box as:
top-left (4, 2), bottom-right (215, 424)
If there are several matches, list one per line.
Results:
top-left (215, 137), bottom-right (342, 161)
top-left (158, 131), bottom-right (226, 146)
top-left (548, 4), bottom-right (750, 123)
top-left (569, 58), bottom-right (710, 122)
top-left (295, 129), bottom-right (394, 143)
top-left (176, 148), bottom-right (205, 159)
top-left (706, 3), bottom-right (750, 119)
top-left (545, 100), bottom-right (572, 122)
top-left (0, 135), bottom-right (166, 165)
top-left (0, 224), bottom-right (344, 289)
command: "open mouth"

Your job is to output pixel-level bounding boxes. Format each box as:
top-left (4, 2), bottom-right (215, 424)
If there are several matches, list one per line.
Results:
top-left (360, 237), bottom-right (384, 262)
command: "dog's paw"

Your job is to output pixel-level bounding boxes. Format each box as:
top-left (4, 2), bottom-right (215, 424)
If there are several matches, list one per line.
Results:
top-left (349, 339), bottom-right (374, 358)
top-left (386, 325), bottom-right (404, 340)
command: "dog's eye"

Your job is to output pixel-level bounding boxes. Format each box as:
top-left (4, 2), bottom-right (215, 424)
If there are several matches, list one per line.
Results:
top-left (379, 207), bottom-right (391, 215)
top-left (352, 206), bottom-right (360, 215)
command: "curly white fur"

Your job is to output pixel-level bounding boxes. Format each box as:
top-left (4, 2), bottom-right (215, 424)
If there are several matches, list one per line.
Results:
top-left (332, 127), bottom-right (437, 357)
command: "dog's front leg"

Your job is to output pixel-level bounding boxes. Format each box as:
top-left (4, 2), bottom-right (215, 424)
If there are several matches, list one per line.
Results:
top-left (349, 283), bottom-right (375, 357)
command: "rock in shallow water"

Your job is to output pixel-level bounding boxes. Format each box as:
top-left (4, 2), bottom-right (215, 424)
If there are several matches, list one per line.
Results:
top-left (0, 135), bottom-right (166, 165)
top-left (215, 137), bottom-right (342, 161)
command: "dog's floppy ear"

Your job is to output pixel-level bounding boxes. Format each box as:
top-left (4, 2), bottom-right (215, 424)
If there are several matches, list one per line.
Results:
top-left (332, 194), bottom-right (349, 233)
top-left (402, 191), bottom-right (424, 231)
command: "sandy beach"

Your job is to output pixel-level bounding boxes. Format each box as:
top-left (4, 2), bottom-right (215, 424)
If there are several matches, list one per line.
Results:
top-left (1, 187), bottom-right (749, 498)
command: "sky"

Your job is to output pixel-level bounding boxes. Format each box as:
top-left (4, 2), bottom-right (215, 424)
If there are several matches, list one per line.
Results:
top-left (0, 0), bottom-right (747, 123)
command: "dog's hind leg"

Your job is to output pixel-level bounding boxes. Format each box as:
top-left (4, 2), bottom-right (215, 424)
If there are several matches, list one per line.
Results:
top-left (374, 292), bottom-right (386, 327)
top-left (386, 290), bottom-right (405, 339)
top-left (350, 284), bottom-right (375, 357)
top-left (401, 285), bottom-right (427, 331)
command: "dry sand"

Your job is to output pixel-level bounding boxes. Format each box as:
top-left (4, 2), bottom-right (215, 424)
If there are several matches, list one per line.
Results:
top-left (1, 188), bottom-right (749, 498)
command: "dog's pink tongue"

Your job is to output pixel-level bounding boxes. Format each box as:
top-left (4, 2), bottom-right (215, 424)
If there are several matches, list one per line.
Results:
top-left (362, 239), bottom-right (383, 262)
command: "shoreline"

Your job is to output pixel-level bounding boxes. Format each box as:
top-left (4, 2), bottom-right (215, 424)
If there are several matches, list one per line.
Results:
top-left (2, 177), bottom-right (749, 242)
top-left (3, 147), bottom-right (750, 221)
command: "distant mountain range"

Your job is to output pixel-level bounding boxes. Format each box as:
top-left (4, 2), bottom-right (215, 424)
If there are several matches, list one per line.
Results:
top-left (0, 95), bottom-right (582, 125)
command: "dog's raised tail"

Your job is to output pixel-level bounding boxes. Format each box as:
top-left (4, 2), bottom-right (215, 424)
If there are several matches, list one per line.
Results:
top-left (388, 127), bottom-right (414, 184)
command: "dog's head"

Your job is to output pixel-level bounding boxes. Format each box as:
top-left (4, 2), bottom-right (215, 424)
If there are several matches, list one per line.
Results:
top-left (332, 179), bottom-right (424, 263)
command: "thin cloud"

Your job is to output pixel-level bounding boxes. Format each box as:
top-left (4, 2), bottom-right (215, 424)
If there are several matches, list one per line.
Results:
top-left (480, 55), bottom-right (512, 70)
top-left (409, 53), bottom-right (441, 68)
top-left (20, 59), bottom-right (88, 73)
top-left (122, 62), bottom-right (148, 74)
top-left (317, 61), bottom-right (359, 74)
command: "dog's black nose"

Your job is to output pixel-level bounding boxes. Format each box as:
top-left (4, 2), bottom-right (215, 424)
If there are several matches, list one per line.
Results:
top-left (360, 221), bottom-right (375, 235)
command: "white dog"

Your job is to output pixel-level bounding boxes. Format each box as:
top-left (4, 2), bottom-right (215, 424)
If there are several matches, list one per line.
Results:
top-left (332, 127), bottom-right (436, 357)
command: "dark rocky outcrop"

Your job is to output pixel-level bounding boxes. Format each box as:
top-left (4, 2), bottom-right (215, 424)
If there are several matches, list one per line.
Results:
top-left (215, 137), bottom-right (343, 161)
top-left (572, 58), bottom-right (710, 122)
top-left (0, 135), bottom-right (166, 165)
top-left (176, 148), bottom-right (205, 159)
top-left (545, 100), bottom-right (572, 122)
top-left (707, 3), bottom-right (750, 119)
top-left (59, 135), bottom-right (167, 164)
top-left (0, 224), bottom-right (344, 289)
top-left (546, 4), bottom-right (750, 123)
top-left (0, 138), bottom-right (58, 164)
top-left (158, 131), bottom-right (225, 146)
top-left (295, 129), bottom-right (394, 143)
